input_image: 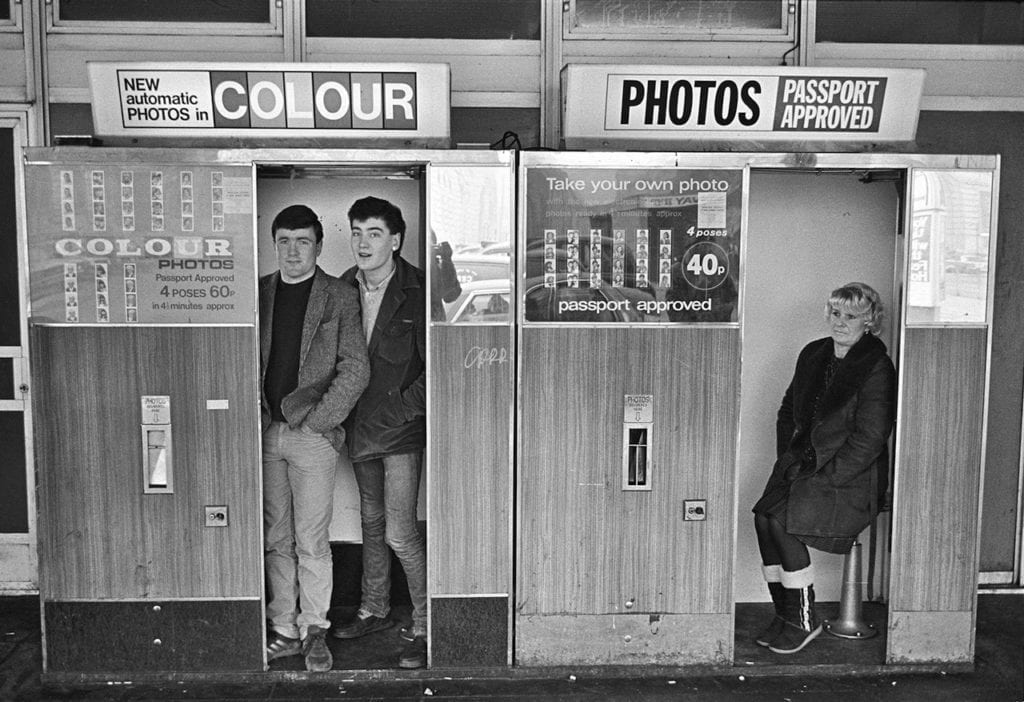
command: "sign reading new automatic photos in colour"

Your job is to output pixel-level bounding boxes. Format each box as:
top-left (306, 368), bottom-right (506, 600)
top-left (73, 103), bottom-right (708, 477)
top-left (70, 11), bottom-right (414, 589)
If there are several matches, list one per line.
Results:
top-left (88, 62), bottom-right (450, 141)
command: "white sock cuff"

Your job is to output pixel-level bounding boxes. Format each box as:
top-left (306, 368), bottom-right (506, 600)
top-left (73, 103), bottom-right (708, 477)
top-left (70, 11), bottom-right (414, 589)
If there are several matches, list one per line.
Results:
top-left (780, 565), bottom-right (814, 589)
top-left (761, 564), bottom-right (783, 583)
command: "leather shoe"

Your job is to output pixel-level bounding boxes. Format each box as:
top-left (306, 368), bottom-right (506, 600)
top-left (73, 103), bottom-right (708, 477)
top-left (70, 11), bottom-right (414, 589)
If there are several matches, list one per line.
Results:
top-left (398, 635), bottom-right (426, 669)
top-left (331, 610), bottom-right (392, 639)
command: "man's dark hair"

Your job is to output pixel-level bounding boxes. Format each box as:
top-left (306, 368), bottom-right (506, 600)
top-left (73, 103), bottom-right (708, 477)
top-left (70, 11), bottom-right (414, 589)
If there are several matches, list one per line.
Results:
top-left (271, 204), bottom-right (323, 243)
top-left (348, 196), bottom-right (406, 258)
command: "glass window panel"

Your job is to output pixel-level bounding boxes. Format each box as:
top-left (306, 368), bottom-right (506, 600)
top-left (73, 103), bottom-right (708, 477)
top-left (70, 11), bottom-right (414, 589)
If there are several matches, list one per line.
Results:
top-left (0, 412), bottom-right (27, 533)
top-left (57, 0), bottom-right (269, 23)
top-left (306, 0), bottom-right (540, 39)
top-left (907, 170), bottom-right (994, 324)
top-left (0, 2), bottom-right (10, 21)
top-left (569, 0), bottom-right (784, 34)
top-left (48, 103), bottom-right (95, 143)
top-left (451, 108), bottom-right (540, 151)
top-left (0, 128), bottom-right (19, 346)
top-left (0, 358), bottom-right (12, 399)
top-left (817, 1), bottom-right (1024, 45)
top-left (430, 165), bottom-right (512, 323)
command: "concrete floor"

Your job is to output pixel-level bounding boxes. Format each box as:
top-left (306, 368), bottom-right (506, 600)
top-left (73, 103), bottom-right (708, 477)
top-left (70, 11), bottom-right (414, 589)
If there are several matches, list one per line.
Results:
top-left (2, 594), bottom-right (1021, 700)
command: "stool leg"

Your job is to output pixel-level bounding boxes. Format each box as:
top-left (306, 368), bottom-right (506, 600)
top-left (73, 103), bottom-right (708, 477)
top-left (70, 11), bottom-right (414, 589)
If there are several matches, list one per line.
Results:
top-left (824, 541), bottom-right (878, 639)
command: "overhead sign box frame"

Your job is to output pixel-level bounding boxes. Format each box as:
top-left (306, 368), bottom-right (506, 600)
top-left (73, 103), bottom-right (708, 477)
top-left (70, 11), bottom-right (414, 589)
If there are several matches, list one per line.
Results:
top-left (562, 64), bottom-right (925, 148)
top-left (88, 62), bottom-right (451, 147)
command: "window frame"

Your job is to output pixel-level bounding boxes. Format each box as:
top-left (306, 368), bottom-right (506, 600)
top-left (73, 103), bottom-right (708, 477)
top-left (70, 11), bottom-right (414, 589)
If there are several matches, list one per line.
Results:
top-left (563, 0), bottom-right (796, 43)
top-left (47, 0), bottom-right (282, 36)
top-left (0, 0), bottom-right (21, 32)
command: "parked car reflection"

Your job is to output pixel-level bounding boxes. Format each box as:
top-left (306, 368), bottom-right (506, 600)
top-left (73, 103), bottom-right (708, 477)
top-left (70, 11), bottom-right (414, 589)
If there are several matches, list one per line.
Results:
top-left (445, 280), bottom-right (511, 323)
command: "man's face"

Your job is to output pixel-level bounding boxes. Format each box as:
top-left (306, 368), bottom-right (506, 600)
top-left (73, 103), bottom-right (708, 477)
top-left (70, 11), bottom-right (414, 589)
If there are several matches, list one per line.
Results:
top-left (274, 226), bottom-right (321, 282)
top-left (350, 216), bottom-right (400, 276)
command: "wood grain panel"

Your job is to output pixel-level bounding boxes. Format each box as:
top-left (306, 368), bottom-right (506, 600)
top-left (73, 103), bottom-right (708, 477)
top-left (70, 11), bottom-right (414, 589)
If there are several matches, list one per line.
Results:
top-left (518, 328), bottom-right (740, 615)
top-left (891, 327), bottom-right (987, 612)
top-left (33, 327), bottom-right (261, 600)
top-left (429, 325), bottom-right (513, 594)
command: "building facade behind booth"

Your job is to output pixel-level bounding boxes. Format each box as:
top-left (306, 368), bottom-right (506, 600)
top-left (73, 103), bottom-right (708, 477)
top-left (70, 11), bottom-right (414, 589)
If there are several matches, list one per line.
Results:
top-left (1, 0), bottom-right (1022, 681)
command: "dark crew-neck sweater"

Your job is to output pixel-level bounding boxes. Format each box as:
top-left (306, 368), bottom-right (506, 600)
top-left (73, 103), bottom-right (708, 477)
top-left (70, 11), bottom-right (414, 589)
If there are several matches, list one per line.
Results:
top-left (264, 275), bottom-right (315, 423)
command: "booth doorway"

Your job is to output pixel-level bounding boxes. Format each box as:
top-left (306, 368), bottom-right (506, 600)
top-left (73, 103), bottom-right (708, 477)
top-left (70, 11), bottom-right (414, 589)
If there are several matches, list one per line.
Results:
top-left (256, 164), bottom-right (428, 671)
top-left (734, 169), bottom-right (902, 665)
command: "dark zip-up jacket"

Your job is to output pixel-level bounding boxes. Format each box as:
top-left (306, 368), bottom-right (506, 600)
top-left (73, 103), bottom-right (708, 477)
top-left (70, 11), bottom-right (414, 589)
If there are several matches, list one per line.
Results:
top-left (341, 257), bottom-right (426, 462)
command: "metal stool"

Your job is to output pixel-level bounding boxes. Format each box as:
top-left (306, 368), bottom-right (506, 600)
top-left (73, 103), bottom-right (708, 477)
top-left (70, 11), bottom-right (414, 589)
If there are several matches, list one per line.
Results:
top-left (823, 541), bottom-right (878, 639)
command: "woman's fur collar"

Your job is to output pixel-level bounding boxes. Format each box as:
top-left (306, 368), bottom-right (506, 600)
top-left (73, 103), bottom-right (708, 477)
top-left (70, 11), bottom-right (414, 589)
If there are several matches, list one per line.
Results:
top-left (799, 333), bottom-right (889, 420)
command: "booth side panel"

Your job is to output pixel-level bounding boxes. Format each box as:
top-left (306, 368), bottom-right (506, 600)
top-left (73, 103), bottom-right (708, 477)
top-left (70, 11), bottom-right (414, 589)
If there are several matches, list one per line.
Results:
top-left (429, 324), bottom-right (512, 667)
top-left (889, 326), bottom-right (986, 663)
top-left (516, 327), bottom-right (738, 666)
top-left (34, 326), bottom-right (263, 671)
top-left (35, 326), bottom-right (262, 598)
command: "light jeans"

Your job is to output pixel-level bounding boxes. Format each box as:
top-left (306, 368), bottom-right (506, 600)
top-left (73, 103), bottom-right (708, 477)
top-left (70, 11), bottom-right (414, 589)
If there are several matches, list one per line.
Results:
top-left (352, 452), bottom-right (427, 637)
top-left (262, 421), bottom-right (338, 640)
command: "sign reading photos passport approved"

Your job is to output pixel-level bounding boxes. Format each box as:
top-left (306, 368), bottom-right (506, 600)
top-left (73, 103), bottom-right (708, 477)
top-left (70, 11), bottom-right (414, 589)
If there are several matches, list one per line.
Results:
top-left (563, 65), bottom-right (924, 145)
top-left (88, 62), bottom-right (450, 141)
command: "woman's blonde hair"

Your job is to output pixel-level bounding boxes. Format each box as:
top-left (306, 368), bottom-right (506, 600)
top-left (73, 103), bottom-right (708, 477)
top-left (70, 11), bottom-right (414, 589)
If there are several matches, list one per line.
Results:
top-left (825, 282), bottom-right (884, 334)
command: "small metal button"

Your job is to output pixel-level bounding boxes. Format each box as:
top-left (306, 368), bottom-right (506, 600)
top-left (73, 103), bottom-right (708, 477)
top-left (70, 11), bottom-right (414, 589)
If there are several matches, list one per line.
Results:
top-left (153, 638), bottom-right (162, 646)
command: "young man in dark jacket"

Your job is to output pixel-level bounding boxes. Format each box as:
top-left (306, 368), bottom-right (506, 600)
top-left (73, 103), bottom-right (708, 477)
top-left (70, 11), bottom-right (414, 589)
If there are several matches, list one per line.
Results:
top-left (332, 196), bottom-right (428, 669)
top-left (260, 204), bottom-right (370, 672)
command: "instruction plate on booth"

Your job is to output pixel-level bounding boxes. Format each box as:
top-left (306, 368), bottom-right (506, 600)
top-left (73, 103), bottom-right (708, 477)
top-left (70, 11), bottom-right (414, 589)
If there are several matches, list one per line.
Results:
top-left (624, 395), bottom-right (653, 423)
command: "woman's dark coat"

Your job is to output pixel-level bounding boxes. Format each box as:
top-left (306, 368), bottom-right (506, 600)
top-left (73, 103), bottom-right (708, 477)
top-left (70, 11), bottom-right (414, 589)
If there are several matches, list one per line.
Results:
top-left (759, 332), bottom-right (896, 538)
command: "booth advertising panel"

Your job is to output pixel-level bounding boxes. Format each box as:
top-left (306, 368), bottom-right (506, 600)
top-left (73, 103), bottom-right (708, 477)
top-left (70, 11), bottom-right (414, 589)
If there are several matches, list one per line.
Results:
top-left (524, 167), bottom-right (742, 323)
top-left (26, 163), bottom-right (254, 325)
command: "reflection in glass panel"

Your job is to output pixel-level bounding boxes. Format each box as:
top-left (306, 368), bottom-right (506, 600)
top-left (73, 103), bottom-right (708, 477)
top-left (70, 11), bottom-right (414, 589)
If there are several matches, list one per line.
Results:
top-left (907, 170), bottom-right (993, 324)
top-left (429, 166), bottom-right (512, 323)
top-left (306, 0), bottom-right (540, 39)
top-left (570, 0), bottom-right (783, 33)
top-left (57, 0), bottom-right (269, 23)
top-left (452, 108), bottom-right (540, 151)
top-left (817, 1), bottom-right (1024, 45)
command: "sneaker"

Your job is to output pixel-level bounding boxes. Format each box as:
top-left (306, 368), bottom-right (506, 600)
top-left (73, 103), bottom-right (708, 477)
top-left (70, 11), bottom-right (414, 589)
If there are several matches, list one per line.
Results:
top-left (266, 633), bottom-right (301, 661)
top-left (331, 609), bottom-right (392, 639)
top-left (302, 626), bottom-right (333, 672)
top-left (398, 635), bottom-right (426, 669)
top-left (398, 625), bottom-right (415, 642)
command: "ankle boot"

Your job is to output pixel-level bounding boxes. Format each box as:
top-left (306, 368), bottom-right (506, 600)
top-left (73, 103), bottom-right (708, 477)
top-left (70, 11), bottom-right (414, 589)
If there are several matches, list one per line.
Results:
top-left (755, 565), bottom-right (785, 647)
top-left (768, 565), bottom-right (821, 654)
top-left (768, 584), bottom-right (821, 654)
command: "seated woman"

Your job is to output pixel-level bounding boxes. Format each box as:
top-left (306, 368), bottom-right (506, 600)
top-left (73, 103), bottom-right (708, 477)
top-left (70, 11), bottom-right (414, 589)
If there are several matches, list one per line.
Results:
top-left (752, 282), bottom-right (896, 654)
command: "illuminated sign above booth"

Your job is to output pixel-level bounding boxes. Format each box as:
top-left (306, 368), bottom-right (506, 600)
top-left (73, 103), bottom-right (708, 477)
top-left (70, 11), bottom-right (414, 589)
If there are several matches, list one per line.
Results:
top-left (88, 62), bottom-right (450, 145)
top-left (563, 65), bottom-right (924, 147)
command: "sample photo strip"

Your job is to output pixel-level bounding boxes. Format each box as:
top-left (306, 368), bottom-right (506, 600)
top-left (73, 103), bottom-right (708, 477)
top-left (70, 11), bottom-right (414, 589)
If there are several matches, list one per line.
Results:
top-left (566, 230), bottom-right (580, 288)
top-left (211, 171), bottom-right (225, 232)
top-left (180, 170), bottom-right (194, 232)
top-left (60, 171), bottom-right (76, 231)
top-left (590, 231), bottom-right (602, 288)
top-left (90, 170), bottom-right (106, 231)
top-left (151, 171), bottom-right (164, 232)
top-left (543, 230), bottom-right (557, 288)
top-left (63, 263), bottom-right (79, 322)
top-left (124, 263), bottom-right (138, 323)
top-left (120, 170), bottom-right (135, 232)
